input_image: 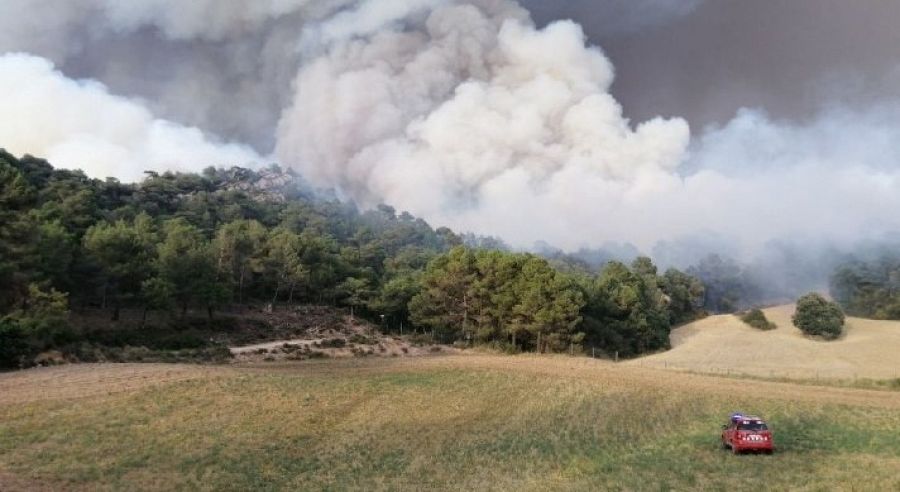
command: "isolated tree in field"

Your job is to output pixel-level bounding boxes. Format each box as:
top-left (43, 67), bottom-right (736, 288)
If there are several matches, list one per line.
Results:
top-left (793, 293), bottom-right (844, 340)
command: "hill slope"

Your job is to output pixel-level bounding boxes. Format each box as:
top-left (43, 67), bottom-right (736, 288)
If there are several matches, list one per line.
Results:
top-left (633, 305), bottom-right (900, 379)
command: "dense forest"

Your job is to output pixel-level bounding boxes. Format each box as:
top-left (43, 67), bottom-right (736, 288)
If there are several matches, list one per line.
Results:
top-left (830, 255), bottom-right (900, 319)
top-left (0, 149), bottom-right (707, 368)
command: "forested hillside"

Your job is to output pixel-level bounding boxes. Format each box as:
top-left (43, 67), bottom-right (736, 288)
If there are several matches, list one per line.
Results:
top-left (831, 255), bottom-right (900, 319)
top-left (0, 150), bottom-right (705, 368)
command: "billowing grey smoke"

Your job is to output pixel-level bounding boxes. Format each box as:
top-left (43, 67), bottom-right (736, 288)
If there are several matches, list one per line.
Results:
top-left (2, 0), bottom-right (900, 266)
top-left (276, 2), bottom-right (690, 251)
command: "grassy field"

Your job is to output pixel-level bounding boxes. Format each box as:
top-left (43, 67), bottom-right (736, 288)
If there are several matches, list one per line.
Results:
top-left (635, 304), bottom-right (900, 380)
top-left (3, 355), bottom-right (900, 491)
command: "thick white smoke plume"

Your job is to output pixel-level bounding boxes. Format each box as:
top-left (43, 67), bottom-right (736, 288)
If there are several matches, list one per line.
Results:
top-left (2, 0), bottom-right (900, 260)
top-left (0, 53), bottom-right (260, 182)
top-left (276, 3), bottom-right (690, 250)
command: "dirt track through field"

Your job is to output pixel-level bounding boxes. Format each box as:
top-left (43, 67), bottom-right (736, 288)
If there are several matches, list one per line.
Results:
top-left (631, 305), bottom-right (900, 380)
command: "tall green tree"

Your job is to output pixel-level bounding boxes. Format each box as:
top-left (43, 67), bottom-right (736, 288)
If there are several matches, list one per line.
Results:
top-left (660, 268), bottom-right (706, 324)
top-left (409, 247), bottom-right (479, 341)
top-left (158, 219), bottom-right (221, 317)
top-left (214, 219), bottom-right (268, 306)
top-left (83, 214), bottom-right (156, 320)
top-left (513, 257), bottom-right (584, 352)
top-left (264, 228), bottom-right (308, 305)
top-left (793, 293), bottom-right (845, 339)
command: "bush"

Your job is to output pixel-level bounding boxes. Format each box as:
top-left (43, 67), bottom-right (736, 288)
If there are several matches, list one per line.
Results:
top-left (0, 320), bottom-right (30, 369)
top-left (793, 293), bottom-right (845, 340)
top-left (407, 333), bottom-right (433, 346)
top-left (61, 343), bottom-right (232, 364)
top-left (316, 338), bottom-right (346, 349)
top-left (739, 309), bottom-right (776, 330)
top-left (349, 334), bottom-right (375, 345)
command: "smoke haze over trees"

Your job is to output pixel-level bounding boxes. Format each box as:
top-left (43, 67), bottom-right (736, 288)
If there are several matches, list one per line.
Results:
top-left (3, 1), bottom-right (900, 301)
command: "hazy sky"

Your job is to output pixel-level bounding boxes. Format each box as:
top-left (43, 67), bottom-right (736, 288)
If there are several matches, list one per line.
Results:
top-left (3, 0), bottom-right (900, 262)
top-left (527, 0), bottom-right (900, 128)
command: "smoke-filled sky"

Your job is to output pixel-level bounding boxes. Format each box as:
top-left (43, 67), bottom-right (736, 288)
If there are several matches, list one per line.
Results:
top-left (3, 0), bottom-right (900, 262)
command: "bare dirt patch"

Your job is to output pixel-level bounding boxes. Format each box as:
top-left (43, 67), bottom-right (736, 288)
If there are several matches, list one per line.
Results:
top-left (230, 315), bottom-right (457, 362)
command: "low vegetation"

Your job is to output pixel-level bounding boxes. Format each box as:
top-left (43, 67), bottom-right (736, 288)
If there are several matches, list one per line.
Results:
top-left (793, 293), bottom-right (845, 340)
top-left (2, 357), bottom-right (900, 491)
top-left (739, 308), bottom-right (776, 330)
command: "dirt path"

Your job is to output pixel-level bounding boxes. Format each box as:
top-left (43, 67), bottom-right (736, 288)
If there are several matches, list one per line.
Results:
top-left (229, 335), bottom-right (457, 360)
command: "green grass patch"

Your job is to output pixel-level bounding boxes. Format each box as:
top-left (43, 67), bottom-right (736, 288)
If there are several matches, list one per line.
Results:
top-left (2, 362), bottom-right (900, 490)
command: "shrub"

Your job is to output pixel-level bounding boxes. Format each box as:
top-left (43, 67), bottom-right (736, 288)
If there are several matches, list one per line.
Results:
top-left (407, 333), bottom-right (433, 346)
top-left (793, 293), bottom-right (845, 340)
top-left (349, 334), bottom-right (375, 345)
top-left (0, 320), bottom-right (29, 369)
top-left (317, 338), bottom-right (346, 349)
top-left (739, 309), bottom-right (776, 330)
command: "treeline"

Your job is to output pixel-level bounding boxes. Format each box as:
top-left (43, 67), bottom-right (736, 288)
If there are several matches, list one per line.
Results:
top-left (545, 249), bottom-right (766, 315)
top-left (830, 255), bottom-right (900, 319)
top-left (0, 150), bottom-right (458, 366)
top-left (0, 149), bottom-right (705, 366)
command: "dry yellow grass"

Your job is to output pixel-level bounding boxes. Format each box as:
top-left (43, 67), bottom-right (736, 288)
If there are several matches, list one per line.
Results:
top-left (0, 363), bottom-right (231, 406)
top-left (632, 305), bottom-right (900, 380)
top-left (3, 356), bottom-right (900, 490)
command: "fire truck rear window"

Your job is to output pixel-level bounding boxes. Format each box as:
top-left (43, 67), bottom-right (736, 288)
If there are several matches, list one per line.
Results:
top-left (737, 421), bottom-right (768, 431)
